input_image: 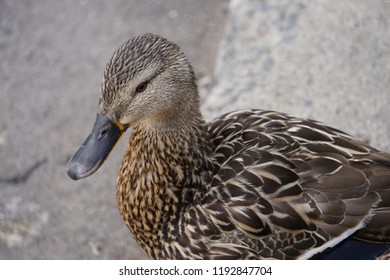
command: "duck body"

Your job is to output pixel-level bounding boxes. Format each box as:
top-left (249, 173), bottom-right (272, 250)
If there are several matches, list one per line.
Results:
top-left (66, 34), bottom-right (390, 259)
top-left (117, 109), bottom-right (390, 259)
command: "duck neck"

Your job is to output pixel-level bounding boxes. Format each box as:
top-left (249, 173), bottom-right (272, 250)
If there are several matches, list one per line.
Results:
top-left (116, 110), bottom-right (212, 258)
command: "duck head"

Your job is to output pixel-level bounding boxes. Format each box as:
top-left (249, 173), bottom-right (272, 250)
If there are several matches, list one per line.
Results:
top-left (66, 34), bottom-right (199, 180)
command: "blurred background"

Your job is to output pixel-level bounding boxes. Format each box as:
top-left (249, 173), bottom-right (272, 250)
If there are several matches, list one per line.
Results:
top-left (0, 0), bottom-right (389, 259)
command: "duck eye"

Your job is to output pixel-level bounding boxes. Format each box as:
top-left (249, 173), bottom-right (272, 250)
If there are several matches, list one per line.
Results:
top-left (135, 81), bottom-right (148, 93)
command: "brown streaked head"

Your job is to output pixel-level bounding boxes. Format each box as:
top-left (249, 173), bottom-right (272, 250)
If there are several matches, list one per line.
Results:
top-left (66, 33), bottom-right (199, 180)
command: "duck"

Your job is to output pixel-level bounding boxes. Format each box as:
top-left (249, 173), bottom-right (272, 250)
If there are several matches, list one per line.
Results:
top-left (66, 33), bottom-right (390, 260)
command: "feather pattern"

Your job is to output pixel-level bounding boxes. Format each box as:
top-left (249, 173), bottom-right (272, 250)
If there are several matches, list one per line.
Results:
top-left (115, 109), bottom-right (390, 259)
top-left (69, 34), bottom-right (390, 259)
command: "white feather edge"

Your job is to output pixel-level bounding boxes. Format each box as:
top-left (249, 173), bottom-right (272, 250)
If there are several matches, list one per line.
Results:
top-left (298, 211), bottom-right (376, 260)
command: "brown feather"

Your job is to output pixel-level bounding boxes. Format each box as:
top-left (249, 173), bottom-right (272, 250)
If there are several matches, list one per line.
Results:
top-left (79, 34), bottom-right (390, 259)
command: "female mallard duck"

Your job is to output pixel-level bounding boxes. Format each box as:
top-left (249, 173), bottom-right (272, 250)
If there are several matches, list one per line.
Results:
top-left (66, 33), bottom-right (390, 260)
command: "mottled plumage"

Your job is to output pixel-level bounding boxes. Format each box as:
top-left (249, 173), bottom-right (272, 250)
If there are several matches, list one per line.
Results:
top-left (67, 33), bottom-right (390, 259)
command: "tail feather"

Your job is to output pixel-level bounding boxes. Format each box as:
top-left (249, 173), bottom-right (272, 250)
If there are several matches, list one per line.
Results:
top-left (353, 152), bottom-right (390, 243)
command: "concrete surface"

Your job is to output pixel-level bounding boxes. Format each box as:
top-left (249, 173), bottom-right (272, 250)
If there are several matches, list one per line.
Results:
top-left (1, 0), bottom-right (389, 260)
top-left (204, 0), bottom-right (390, 152)
top-left (0, 0), bottom-right (228, 259)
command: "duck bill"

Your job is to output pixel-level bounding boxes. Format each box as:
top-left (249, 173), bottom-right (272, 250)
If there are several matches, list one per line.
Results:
top-left (66, 113), bottom-right (126, 180)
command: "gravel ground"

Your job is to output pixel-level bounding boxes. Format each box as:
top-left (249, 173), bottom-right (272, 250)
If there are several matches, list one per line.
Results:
top-left (0, 0), bottom-right (228, 259)
top-left (1, 0), bottom-right (389, 260)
